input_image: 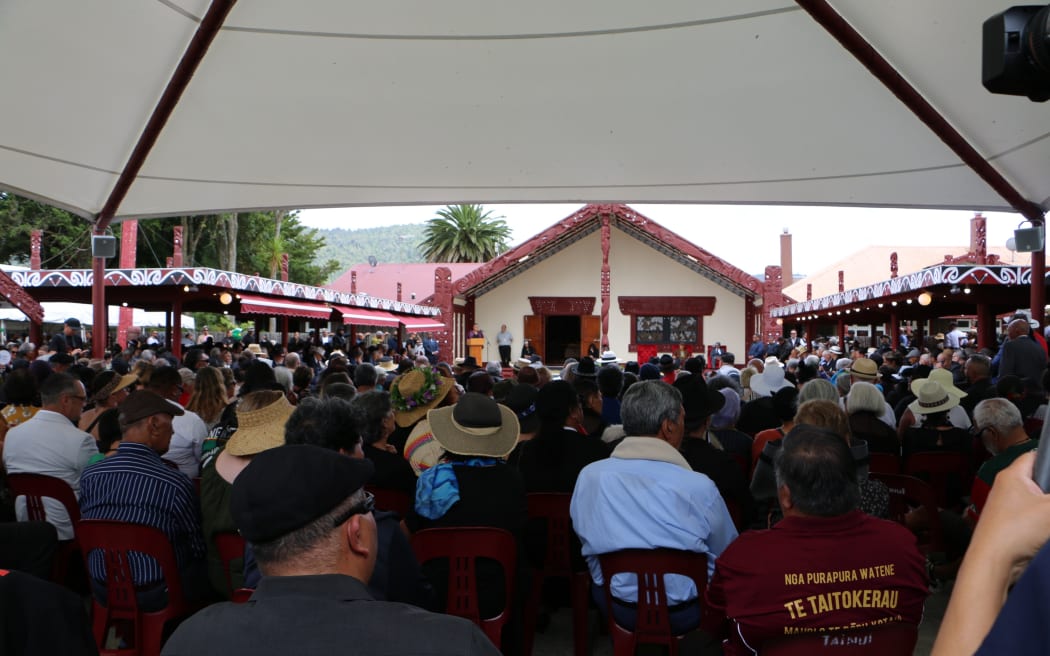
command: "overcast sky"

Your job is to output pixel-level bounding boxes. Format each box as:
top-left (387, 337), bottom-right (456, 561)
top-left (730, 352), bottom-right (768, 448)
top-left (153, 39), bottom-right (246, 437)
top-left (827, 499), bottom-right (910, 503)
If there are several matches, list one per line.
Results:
top-left (296, 204), bottom-right (1028, 276)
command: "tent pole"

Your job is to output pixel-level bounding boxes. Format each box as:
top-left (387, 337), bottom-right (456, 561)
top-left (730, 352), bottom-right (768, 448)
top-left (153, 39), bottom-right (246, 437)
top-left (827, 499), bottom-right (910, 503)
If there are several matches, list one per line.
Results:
top-left (91, 245), bottom-right (107, 359)
top-left (1031, 220), bottom-right (1046, 330)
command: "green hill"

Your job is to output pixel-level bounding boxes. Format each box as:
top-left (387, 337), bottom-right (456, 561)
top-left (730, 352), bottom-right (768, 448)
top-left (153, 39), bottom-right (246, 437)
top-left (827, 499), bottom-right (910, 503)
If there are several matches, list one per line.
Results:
top-left (313, 224), bottom-right (426, 281)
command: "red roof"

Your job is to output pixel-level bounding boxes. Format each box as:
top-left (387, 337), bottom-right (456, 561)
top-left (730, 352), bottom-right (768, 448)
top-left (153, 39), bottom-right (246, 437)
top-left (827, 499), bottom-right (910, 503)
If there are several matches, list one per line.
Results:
top-left (451, 204), bottom-right (762, 297)
top-left (328, 263), bottom-right (479, 302)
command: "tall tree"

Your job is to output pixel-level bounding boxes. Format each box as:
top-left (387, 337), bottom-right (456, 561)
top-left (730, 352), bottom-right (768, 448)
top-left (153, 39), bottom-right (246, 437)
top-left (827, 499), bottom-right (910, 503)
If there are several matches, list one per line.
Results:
top-left (419, 204), bottom-right (511, 262)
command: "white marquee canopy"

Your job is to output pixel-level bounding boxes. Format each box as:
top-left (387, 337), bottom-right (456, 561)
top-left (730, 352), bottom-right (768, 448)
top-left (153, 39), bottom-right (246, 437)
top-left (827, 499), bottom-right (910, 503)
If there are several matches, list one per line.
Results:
top-left (0, 0), bottom-right (1046, 224)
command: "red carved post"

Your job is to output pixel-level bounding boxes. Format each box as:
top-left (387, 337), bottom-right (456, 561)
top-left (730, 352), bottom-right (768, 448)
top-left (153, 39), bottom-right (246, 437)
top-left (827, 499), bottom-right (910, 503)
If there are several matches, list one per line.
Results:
top-left (351, 271), bottom-right (357, 294)
top-left (166, 257), bottom-right (173, 267)
top-left (117, 220), bottom-right (138, 348)
top-left (280, 254), bottom-right (289, 282)
top-left (890, 252), bottom-right (899, 278)
top-left (973, 212), bottom-right (988, 264)
top-left (30, 230), bottom-right (42, 270)
top-left (172, 226), bottom-right (183, 267)
top-left (397, 282), bottom-right (403, 302)
top-left (433, 267), bottom-right (454, 360)
top-left (762, 266), bottom-right (784, 341)
top-left (838, 271), bottom-right (845, 293)
top-left (600, 214), bottom-right (612, 349)
top-left (806, 284), bottom-right (812, 301)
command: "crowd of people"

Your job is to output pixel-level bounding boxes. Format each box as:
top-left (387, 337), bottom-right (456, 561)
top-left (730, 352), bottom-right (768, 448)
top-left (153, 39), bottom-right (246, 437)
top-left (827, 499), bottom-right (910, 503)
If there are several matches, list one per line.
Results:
top-left (1, 311), bottom-right (1049, 654)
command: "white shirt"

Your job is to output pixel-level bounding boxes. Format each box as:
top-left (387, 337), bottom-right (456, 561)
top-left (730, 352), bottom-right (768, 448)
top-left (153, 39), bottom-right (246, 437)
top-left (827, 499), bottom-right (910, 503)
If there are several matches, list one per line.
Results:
top-left (161, 403), bottom-right (210, 478)
top-left (3, 410), bottom-right (97, 539)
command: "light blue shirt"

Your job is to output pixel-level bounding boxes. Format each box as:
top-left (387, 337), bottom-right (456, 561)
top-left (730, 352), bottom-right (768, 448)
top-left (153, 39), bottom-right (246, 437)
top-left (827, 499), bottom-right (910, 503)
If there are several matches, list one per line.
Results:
top-left (570, 441), bottom-right (738, 604)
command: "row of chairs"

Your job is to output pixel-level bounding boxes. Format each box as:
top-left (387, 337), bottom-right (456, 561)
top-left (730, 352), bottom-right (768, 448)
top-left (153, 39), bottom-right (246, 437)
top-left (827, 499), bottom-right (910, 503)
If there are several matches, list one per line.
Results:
top-left (868, 450), bottom-right (972, 509)
top-left (6, 474), bottom-right (920, 655)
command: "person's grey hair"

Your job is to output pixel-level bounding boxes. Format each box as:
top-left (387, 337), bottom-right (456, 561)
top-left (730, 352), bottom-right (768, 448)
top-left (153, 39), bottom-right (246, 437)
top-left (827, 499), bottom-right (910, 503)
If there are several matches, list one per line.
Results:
top-left (974, 397), bottom-right (1023, 434)
top-left (835, 374), bottom-right (852, 397)
top-left (786, 358), bottom-right (800, 370)
top-left (284, 352), bottom-right (301, 369)
top-left (804, 355), bottom-right (820, 368)
top-left (486, 361), bottom-right (502, 376)
top-left (17, 342), bottom-right (35, 357)
top-left (707, 373), bottom-right (742, 395)
top-left (273, 365), bottom-right (293, 392)
top-left (353, 363), bottom-right (378, 388)
top-left (620, 381), bottom-right (683, 437)
top-left (252, 489), bottom-right (365, 569)
top-left (845, 381), bottom-right (885, 415)
top-left (350, 391), bottom-right (393, 445)
top-left (799, 379), bottom-right (838, 404)
top-left (140, 349), bottom-right (156, 362)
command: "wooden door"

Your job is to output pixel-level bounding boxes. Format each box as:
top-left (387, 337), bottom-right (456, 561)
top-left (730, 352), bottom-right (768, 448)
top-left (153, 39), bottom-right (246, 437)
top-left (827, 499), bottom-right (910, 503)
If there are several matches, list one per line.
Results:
top-left (524, 315), bottom-right (544, 362)
top-left (581, 315), bottom-right (601, 356)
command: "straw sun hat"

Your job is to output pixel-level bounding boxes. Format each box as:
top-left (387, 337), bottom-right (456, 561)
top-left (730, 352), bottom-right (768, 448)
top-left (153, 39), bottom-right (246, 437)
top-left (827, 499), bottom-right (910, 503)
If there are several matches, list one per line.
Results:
top-left (225, 396), bottom-right (295, 456)
top-left (427, 393), bottom-right (519, 459)
top-left (391, 366), bottom-right (453, 428)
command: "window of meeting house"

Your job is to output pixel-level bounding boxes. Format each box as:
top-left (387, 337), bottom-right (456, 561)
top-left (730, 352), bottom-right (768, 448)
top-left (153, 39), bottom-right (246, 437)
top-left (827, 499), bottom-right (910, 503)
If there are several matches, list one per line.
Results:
top-left (634, 315), bottom-right (699, 345)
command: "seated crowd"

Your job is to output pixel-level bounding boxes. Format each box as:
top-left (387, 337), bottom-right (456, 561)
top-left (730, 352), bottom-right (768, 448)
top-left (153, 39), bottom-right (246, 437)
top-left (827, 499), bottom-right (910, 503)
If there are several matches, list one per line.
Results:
top-left (0, 313), bottom-right (1048, 654)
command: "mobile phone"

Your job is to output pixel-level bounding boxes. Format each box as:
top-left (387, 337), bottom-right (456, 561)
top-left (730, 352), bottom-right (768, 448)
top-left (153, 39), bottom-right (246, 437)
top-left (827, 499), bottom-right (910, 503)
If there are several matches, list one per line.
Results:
top-left (1033, 416), bottom-right (1050, 492)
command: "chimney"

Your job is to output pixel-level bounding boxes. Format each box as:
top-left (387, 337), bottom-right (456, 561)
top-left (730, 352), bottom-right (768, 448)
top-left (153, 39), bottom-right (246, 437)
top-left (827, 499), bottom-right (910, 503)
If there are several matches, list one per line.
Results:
top-left (780, 229), bottom-right (793, 290)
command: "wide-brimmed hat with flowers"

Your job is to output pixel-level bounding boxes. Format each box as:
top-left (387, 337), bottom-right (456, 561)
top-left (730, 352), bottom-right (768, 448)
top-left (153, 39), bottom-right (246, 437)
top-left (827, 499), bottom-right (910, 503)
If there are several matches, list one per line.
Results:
top-left (391, 366), bottom-right (453, 428)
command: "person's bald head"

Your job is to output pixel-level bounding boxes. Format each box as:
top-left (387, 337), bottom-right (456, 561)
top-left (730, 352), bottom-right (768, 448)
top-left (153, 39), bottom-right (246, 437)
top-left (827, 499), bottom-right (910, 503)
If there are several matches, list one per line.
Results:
top-left (1008, 318), bottom-right (1030, 340)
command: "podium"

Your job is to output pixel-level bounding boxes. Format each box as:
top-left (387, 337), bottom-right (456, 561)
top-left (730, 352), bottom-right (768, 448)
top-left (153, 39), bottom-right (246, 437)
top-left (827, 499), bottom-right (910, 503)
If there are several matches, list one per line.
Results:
top-left (467, 338), bottom-right (485, 364)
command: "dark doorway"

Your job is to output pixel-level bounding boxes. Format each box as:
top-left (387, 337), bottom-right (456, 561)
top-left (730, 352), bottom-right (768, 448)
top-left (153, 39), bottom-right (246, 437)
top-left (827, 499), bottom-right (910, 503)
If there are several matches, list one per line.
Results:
top-left (545, 315), bottom-right (581, 365)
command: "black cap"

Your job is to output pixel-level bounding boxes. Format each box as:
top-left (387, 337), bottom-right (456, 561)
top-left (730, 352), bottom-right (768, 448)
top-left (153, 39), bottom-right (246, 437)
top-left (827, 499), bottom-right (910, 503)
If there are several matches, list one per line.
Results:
top-left (64, 317), bottom-right (82, 328)
top-left (231, 445), bottom-right (374, 544)
top-left (117, 390), bottom-right (184, 425)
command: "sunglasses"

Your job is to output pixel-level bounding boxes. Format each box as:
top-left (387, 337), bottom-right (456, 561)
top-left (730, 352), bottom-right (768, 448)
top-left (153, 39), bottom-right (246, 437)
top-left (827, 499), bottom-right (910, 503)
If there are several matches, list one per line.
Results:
top-left (330, 491), bottom-right (375, 528)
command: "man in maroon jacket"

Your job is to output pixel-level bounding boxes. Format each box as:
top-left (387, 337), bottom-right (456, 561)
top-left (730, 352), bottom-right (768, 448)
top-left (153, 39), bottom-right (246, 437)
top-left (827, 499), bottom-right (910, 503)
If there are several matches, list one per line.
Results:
top-left (704, 426), bottom-right (928, 655)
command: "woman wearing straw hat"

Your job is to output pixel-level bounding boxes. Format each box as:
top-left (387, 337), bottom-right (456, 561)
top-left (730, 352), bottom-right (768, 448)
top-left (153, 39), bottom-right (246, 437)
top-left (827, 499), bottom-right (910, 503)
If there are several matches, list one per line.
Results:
top-left (902, 380), bottom-right (972, 473)
top-left (78, 370), bottom-right (138, 440)
top-left (199, 391), bottom-right (293, 598)
top-left (388, 366), bottom-right (458, 470)
top-left (410, 392), bottom-right (526, 648)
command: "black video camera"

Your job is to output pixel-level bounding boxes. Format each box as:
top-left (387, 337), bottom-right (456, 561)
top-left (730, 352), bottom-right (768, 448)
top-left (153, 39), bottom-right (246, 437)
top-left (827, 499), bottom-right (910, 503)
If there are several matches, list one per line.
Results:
top-left (983, 5), bottom-right (1050, 101)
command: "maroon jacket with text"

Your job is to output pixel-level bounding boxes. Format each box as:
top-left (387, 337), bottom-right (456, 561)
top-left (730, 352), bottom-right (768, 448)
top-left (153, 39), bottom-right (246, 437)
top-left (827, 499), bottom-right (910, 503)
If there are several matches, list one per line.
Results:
top-left (704, 510), bottom-right (928, 655)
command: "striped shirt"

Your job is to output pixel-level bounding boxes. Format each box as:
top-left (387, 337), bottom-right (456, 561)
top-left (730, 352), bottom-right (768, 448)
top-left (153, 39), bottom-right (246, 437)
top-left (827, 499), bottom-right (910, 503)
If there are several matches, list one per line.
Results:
top-left (80, 442), bottom-right (206, 587)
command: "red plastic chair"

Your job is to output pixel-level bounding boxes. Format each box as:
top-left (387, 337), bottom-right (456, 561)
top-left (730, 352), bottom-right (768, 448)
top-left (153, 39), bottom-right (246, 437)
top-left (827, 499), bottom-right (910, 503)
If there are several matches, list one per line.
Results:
top-left (523, 493), bottom-right (590, 656)
top-left (597, 548), bottom-right (708, 656)
top-left (760, 621), bottom-right (918, 655)
top-left (365, 485), bottom-right (413, 517)
top-left (6, 473), bottom-right (82, 585)
top-left (904, 450), bottom-right (970, 509)
top-left (867, 452), bottom-right (901, 475)
top-left (411, 527), bottom-right (517, 648)
top-left (213, 531), bottom-right (246, 600)
top-left (77, 519), bottom-right (198, 656)
top-left (870, 472), bottom-right (944, 555)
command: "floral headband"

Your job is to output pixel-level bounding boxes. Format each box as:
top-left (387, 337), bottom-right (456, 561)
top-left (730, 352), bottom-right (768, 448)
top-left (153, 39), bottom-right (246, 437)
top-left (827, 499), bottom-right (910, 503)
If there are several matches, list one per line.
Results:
top-left (391, 366), bottom-right (444, 412)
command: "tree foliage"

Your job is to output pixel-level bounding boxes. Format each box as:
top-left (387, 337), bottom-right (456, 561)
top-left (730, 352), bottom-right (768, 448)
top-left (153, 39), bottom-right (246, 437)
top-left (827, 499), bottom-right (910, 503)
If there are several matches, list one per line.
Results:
top-left (420, 204), bottom-right (510, 263)
top-left (0, 193), bottom-right (95, 268)
top-left (0, 193), bottom-right (338, 286)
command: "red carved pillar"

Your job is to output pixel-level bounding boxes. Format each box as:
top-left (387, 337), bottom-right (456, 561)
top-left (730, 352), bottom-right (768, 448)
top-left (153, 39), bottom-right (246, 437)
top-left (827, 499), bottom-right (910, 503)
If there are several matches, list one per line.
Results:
top-left (889, 310), bottom-right (900, 350)
top-left (280, 254), bottom-right (289, 282)
top-left (761, 266), bottom-right (784, 341)
top-left (397, 282), bottom-right (403, 302)
top-left (600, 214), bottom-right (612, 349)
top-left (117, 220), bottom-right (138, 348)
top-left (351, 271), bottom-right (357, 294)
top-left (890, 252), bottom-right (898, 278)
top-left (977, 303), bottom-right (995, 350)
top-left (433, 267), bottom-right (454, 361)
top-left (806, 284), bottom-right (812, 301)
top-left (30, 230), bottom-right (42, 270)
top-left (172, 226), bottom-right (184, 267)
top-left (838, 271), bottom-right (845, 293)
top-left (972, 213), bottom-right (988, 264)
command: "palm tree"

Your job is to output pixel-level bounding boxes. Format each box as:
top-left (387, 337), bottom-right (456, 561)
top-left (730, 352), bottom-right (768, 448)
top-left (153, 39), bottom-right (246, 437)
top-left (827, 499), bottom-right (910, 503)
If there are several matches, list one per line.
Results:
top-left (419, 204), bottom-right (511, 263)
